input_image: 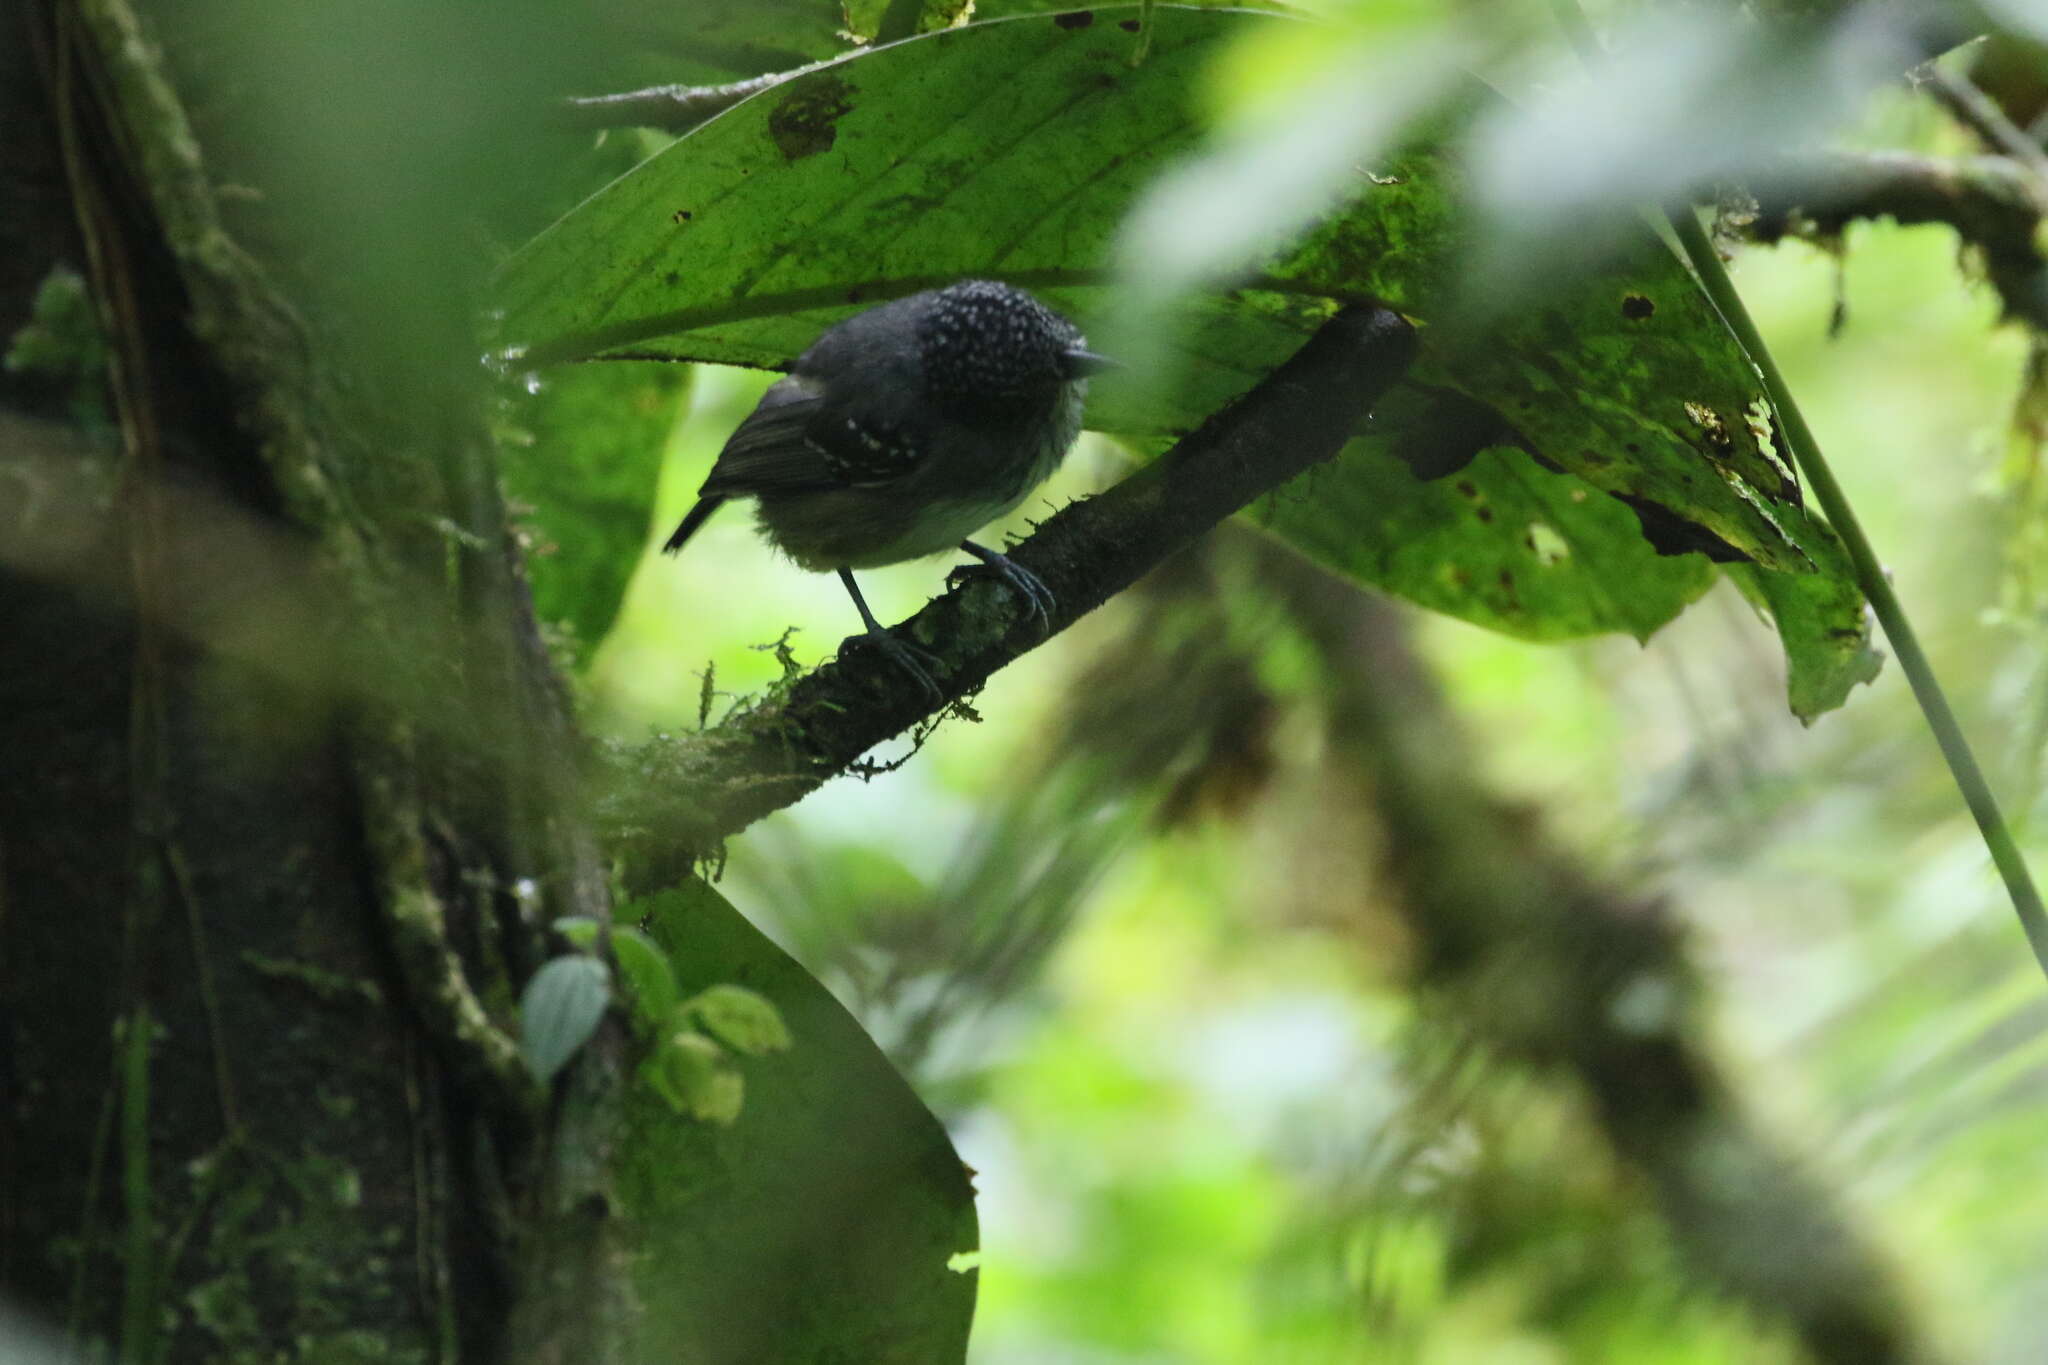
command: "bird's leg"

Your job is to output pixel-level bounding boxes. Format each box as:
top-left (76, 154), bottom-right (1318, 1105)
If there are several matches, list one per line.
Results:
top-left (951, 540), bottom-right (1055, 638)
top-left (836, 567), bottom-right (943, 701)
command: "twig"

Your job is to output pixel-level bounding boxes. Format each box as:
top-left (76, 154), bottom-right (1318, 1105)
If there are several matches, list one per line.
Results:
top-left (164, 841), bottom-right (241, 1133)
top-left (1920, 62), bottom-right (2048, 184)
top-left (1741, 150), bottom-right (2048, 327)
top-left (354, 720), bottom-right (541, 1116)
top-left (553, 0), bottom-right (964, 139)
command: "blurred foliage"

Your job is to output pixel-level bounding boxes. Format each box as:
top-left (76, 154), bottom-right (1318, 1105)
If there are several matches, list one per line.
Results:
top-left (3, 267), bottom-right (109, 429)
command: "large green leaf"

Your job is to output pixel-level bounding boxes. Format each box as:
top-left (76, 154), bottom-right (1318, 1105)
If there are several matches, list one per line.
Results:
top-left (499, 363), bottom-right (687, 664)
top-left (618, 879), bottom-right (977, 1364)
top-left (495, 4), bottom-right (1876, 715)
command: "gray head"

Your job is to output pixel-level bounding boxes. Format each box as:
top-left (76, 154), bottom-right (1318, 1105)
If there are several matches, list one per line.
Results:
top-left (915, 280), bottom-right (1110, 406)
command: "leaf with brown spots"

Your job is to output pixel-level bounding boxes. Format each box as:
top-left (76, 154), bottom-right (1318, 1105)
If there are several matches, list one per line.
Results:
top-left (766, 77), bottom-right (855, 161)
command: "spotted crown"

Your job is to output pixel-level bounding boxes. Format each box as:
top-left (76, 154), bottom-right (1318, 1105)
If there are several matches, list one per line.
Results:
top-left (916, 280), bottom-right (1082, 403)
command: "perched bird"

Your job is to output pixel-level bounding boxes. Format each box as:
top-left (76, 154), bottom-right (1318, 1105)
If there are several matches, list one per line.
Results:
top-left (663, 279), bottom-right (1111, 697)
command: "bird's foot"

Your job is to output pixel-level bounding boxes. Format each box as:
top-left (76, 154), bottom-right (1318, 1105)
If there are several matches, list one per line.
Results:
top-left (952, 542), bottom-right (1055, 639)
top-left (840, 627), bottom-right (945, 703)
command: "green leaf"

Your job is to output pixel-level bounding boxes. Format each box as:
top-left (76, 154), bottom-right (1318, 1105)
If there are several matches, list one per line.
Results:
top-left (1262, 439), bottom-right (1717, 643)
top-left (494, 8), bottom-right (1222, 378)
top-left (494, 5), bottom-right (1873, 713)
top-left (1729, 564), bottom-right (1886, 724)
top-left (687, 983), bottom-right (794, 1056)
top-left (498, 363), bottom-right (687, 668)
top-left (550, 921), bottom-right (690, 1038)
top-left (553, 915), bottom-right (600, 949)
top-left (611, 926), bottom-right (681, 1030)
top-left (517, 956), bottom-right (611, 1085)
top-left (644, 1030), bottom-right (746, 1125)
top-left (617, 879), bottom-right (977, 1363)
top-left (841, 0), bottom-right (973, 42)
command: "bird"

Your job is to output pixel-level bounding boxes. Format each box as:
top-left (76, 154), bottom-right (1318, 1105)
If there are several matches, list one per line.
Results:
top-left (662, 279), bottom-right (1112, 698)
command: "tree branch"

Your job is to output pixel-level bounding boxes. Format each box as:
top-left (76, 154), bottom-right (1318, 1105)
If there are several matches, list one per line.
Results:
top-left (1290, 576), bottom-right (1935, 1365)
top-left (1918, 61), bottom-right (2048, 183)
top-left (1741, 149), bottom-right (2048, 326)
top-left (605, 305), bottom-right (1419, 865)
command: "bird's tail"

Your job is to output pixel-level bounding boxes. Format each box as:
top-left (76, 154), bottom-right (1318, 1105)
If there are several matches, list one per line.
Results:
top-left (662, 496), bottom-right (725, 555)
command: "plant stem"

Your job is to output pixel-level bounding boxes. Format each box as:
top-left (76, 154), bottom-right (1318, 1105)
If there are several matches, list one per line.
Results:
top-left (1671, 207), bottom-right (2048, 980)
top-left (120, 1008), bottom-right (156, 1363)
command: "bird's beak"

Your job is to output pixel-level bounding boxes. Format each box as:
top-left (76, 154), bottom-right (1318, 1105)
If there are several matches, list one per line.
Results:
top-left (1059, 346), bottom-right (1119, 379)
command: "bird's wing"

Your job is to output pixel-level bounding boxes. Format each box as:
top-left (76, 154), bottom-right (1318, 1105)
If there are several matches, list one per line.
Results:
top-left (697, 377), bottom-right (834, 494)
top-left (699, 375), bottom-right (930, 497)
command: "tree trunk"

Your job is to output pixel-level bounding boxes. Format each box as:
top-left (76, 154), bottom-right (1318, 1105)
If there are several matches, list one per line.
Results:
top-left (1, 2), bottom-right (621, 1358)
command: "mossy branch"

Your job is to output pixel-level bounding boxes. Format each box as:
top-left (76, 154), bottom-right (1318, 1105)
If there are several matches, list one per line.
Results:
top-left (1743, 150), bottom-right (2048, 327)
top-left (605, 306), bottom-right (1419, 865)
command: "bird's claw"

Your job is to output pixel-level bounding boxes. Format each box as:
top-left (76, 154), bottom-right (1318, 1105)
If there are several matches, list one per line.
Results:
top-left (952, 544), bottom-right (1055, 639)
top-left (841, 628), bottom-right (945, 703)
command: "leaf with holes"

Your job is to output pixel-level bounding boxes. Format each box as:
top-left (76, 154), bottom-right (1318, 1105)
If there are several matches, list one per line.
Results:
top-left (1261, 442), bottom-right (1719, 642)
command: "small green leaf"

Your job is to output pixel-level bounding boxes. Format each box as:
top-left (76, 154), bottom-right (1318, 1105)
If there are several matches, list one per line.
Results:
top-left (645, 1030), bottom-right (746, 1125)
top-left (553, 916), bottom-right (601, 949)
top-left (518, 956), bottom-right (611, 1085)
top-left (639, 1032), bottom-right (703, 1112)
top-left (687, 983), bottom-right (794, 1057)
top-left (612, 927), bottom-right (681, 1031)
